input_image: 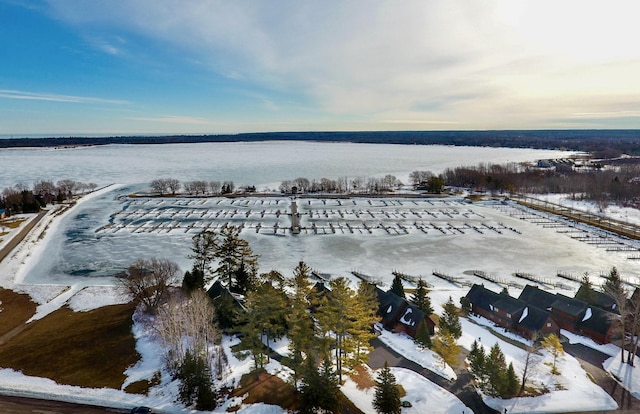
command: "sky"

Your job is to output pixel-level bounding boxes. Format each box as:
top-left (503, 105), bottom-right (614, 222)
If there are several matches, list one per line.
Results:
top-left (1, 0), bottom-right (640, 136)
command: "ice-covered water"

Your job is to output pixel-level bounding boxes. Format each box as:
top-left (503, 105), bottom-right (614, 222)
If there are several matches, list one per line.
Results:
top-left (8, 141), bottom-right (613, 286)
top-left (0, 141), bottom-right (570, 190)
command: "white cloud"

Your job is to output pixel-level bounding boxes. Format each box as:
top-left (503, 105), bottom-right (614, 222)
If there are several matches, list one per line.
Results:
top-left (0, 89), bottom-right (130, 105)
top-left (42, 0), bottom-right (640, 129)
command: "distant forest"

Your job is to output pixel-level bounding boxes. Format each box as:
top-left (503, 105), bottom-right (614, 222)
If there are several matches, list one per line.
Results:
top-left (2, 130), bottom-right (640, 155)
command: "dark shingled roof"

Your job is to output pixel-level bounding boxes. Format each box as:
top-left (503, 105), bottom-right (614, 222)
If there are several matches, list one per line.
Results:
top-left (517, 305), bottom-right (554, 332)
top-left (576, 285), bottom-right (618, 313)
top-left (466, 284), bottom-right (501, 312)
top-left (578, 306), bottom-right (620, 335)
top-left (376, 288), bottom-right (406, 325)
top-left (493, 295), bottom-right (527, 315)
top-left (518, 285), bottom-right (557, 311)
top-left (552, 294), bottom-right (588, 317)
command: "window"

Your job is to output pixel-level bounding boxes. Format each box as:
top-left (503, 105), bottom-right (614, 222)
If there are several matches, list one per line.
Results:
top-left (547, 322), bottom-right (551, 327)
top-left (506, 313), bottom-right (511, 318)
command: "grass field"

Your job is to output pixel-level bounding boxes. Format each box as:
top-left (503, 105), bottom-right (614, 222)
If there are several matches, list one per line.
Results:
top-left (0, 300), bottom-right (139, 390)
top-left (0, 288), bottom-right (37, 338)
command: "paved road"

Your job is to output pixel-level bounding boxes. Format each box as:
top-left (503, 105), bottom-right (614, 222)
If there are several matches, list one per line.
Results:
top-left (0, 395), bottom-right (127, 414)
top-left (0, 210), bottom-right (47, 263)
top-left (368, 337), bottom-right (497, 414)
top-left (565, 342), bottom-right (640, 413)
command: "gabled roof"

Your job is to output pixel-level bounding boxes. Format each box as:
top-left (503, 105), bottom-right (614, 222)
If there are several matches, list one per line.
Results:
top-left (552, 294), bottom-right (588, 317)
top-left (517, 305), bottom-right (555, 332)
top-left (207, 280), bottom-right (245, 309)
top-left (588, 288), bottom-right (618, 313)
top-left (465, 284), bottom-right (501, 312)
top-left (397, 303), bottom-right (426, 328)
top-left (578, 306), bottom-right (620, 335)
top-left (376, 288), bottom-right (407, 321)
top-left (493, 295), bottom-right (526, 315)
top-left (518, 285), bottom-right (557, 311)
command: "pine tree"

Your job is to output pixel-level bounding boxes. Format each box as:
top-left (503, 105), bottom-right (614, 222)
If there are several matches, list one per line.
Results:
top-left (286, 261), bottom-right (316, 385)
top-left (176, 349), bottom-right (217, 410)
top-left (373, 361), bottom-right (401, 414)
top-left (504, 362), bottom-right (519, 398)
top-left (467, 339), bottom-right (485, 379)
top-left (414, 319), bottom-right (432, 349)
top-left (389, 274), bottom-right (405, 298)
top-left (349, 281), bottom-right (380, 367)
top-left (213, 225), bottom-right (258, 289)
top-left (485, 343), bottom-right (507, 397)
top-left (410, 279), bottom-right (433, 315)
top-left (575, 273), bottom-right (596, 304)
top-left (439, 296), bottom-right (462, 339)
top-left (603, 266), bottom-right (623, 296)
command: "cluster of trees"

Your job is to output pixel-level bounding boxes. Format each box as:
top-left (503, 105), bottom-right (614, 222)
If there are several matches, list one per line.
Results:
top-left (1, 179), bottom-right (97, 215)
top-left (468, 341), bottom-right (519, 398)
top-left (149, 178), bottom-right (240, 196)
top-left (279, 175), bottom-right (401, 195)
top-left (442, 161), bottom-right (640, 209)
top-left (120, 255), bottom-right (227, 410)
top-left (236, 261), bottom-right (379, 413)
top-left (581, 267), bottom-right (640, 366)
top-left (468, 332), bottom-right (565, 399)
top-left (408, 170), bottom-right (446, 193)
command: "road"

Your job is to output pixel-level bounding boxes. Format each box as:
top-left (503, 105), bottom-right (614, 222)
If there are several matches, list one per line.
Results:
top-left (368, 337), bottom-right (497, 414)
top-left (0, 395), bottom-right (127, 414)
top-left (0, 210), bottom-right (47, 263)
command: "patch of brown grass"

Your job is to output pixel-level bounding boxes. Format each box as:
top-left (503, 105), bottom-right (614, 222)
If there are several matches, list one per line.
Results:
top-left (350, 364), bottom-right (376, 390)
top-left (125, 371), bottom-right (162, 395)
top-left (0, 303), bottom-right (139, 389)
top-left (0, 219), bottom-right (26, 229)
top-left (231, 370), bottom-right (299, 411)
top-left (0, 288), bottom-right (37, 337)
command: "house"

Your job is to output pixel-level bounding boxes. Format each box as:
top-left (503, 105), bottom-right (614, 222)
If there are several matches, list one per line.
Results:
top-left (376, 288), bottom-right (435, 338)
top-left (518, 284), bottom-right (557, 312)
top-left (575, 285), bottom-right (618, 313)
top-left (465, 284), bottom-right (501, 321)
top-left (207, 280), bottom-right (245, 311)
top-left (491, 295), bottom-right (527, 329)
top-left (550, 294), bottom-right (588, 331)
top-left (514, 305), bottom-right (561, 340)
top-left (576, 306), bottom-right (621, 344)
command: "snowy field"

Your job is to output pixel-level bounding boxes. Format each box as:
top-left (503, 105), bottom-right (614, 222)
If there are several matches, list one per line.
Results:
top-left (2, 142), bottom-right (637, 413)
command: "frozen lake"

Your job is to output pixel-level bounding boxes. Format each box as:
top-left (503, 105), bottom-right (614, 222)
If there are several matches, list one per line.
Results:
top-left (8, 140), bottom-right (628, 289)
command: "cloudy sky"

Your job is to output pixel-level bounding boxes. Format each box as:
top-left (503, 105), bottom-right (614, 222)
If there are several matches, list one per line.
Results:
top-left (1, 0), bottom-right (639, 136)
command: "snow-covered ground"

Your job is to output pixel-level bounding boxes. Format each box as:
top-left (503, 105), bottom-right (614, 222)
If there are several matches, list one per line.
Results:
top-left (1, 142), bottom-right (637, 413)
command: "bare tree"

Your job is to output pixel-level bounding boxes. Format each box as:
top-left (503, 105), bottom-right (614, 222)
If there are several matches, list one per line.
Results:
top-left (150, 179), bottom-right (168, 195)
top-left (120, 257), bottom-right (180, 314)
top-left (166, 178), bottom-right (180, 195)
top-left (520, 341), bottom-right (542, 395)
top-left (209, 181), bottom-right (221, 194)
top-left (155, 290), bottom-right (226, 378)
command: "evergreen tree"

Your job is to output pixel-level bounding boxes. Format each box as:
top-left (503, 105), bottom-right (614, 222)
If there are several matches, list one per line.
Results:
top-left (388, 274), bottom-right (405, 298)
top-left (373, 361), bottom-right (401, 414)
top-left (485, 343), bottom-right (507, 397)
top-left (349, 282), bottom-right (380, 368)
top-left (439, 296), bottom-right (462, 339)
top-left (286, 261), bottom-right (316, 385)
top-left (189, 230), bottom-right (217, 281)
top-left (603, 266), bottom-right (623, 297)
top-left (467, 339), bottom-right (485, 378)
top-left (212, 293), bottom-right (238, 332)
top-left (575, 273), bottom-right (596, 304)
top-left (410, 279), bottom-right (433, 315)
top-left (175, 349), bottom-right (217, 410)
top-left (504, 362), bottom-right (519, 398)
top-left (183, 267), bottom-right (205, 292)
top-left (414, 319), bottom-right (432, 349)
top-left (213, 225), bottom-right (259, 289)
top-left (319, 277), bottom-right (356, 383)
top-left (300, 358), bottom-right (340, 414)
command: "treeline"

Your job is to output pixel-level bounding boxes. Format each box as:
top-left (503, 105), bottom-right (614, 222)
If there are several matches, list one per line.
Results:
top-left (4, 129), bottom-right (640, 154)
top-left (1, 179), bottom-right (97, 215)
top-left (279, 174), bottom-right (400, 194)
top-left (149, 178), bottom-right (247, 196)
top-left (443, 162), bottom-right (640, 208)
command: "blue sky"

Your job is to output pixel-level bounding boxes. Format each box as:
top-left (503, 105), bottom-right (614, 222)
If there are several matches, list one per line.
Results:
top-left (1, 0), bottom-right (640, 136)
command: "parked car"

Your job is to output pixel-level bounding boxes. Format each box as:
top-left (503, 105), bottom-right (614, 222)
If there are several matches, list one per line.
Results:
top-left (130, 407), bottom-right (153, 414)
